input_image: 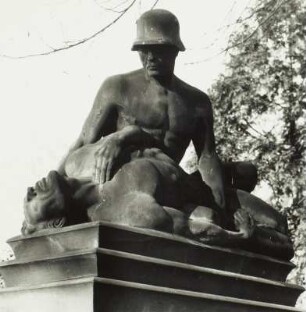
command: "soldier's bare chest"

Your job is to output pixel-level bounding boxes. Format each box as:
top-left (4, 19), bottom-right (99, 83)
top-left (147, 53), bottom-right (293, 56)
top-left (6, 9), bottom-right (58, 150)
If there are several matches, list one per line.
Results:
top-left (117, 82), bottom-right (195, 135)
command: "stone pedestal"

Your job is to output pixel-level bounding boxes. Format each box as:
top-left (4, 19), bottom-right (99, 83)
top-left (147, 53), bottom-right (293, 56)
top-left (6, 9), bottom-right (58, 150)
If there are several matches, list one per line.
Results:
top-left (0, 222), bottom-right (304, 311)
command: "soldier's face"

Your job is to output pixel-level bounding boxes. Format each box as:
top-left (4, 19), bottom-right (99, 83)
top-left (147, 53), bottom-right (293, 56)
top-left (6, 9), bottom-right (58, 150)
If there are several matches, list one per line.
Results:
top-left (23, 171), bottom-right (66, 225)
top-left (138, 45), bottom-right (178, 78)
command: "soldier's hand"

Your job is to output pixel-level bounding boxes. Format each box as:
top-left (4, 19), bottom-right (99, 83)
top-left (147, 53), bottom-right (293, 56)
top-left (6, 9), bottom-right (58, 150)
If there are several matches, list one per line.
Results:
top-left (93, 134), bottom-right (122, 184)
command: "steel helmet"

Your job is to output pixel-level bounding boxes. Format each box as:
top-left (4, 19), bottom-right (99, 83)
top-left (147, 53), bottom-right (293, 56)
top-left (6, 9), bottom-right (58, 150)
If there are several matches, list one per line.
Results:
top-left (131, 9), bottom-right (185, 52)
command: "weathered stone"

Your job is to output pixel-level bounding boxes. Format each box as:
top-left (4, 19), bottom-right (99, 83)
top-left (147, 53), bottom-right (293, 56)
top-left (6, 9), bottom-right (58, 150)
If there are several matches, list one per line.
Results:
top-left (7, 222), bottom-right (294, 281)
top-left (3, 8), bottom-right (303, 312)
top-left (21, 8), bottom-right (294, 261)
top-left (0, 247), bottom-right (303, 305)
top-left (0, 277), bottom-right (304, 312)
top-left (0, 223), bottom-right (304, 310)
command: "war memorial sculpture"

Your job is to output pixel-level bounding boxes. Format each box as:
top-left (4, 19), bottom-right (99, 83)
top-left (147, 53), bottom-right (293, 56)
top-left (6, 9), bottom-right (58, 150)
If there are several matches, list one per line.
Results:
top-left (0, 9), bottom-right (304, 312)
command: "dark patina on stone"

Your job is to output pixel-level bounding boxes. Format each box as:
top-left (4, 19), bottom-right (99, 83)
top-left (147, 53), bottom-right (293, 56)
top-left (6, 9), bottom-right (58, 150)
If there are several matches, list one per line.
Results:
top-left (20, 9), bottom-right (294, 262)
top-left (0, 222), bottom-right (304, 311)
top-left (0, 9), bottom-right (304, 312)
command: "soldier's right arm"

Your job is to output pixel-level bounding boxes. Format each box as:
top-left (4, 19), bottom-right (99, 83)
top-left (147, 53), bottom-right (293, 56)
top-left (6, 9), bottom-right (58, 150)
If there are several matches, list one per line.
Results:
top-left (57, 76), bottom-right (119, 175)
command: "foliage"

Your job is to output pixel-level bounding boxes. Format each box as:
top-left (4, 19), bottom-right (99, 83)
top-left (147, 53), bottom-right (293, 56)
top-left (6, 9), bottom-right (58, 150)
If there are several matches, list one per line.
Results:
top-left (208, 0), bottom-right (306, 302)
top-left (0, 243), bottom-right (15, 288)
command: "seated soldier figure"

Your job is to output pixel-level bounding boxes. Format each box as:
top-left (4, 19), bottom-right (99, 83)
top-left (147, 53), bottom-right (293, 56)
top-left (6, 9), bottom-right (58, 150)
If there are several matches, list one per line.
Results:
top-left (22, 9), bottom-right (293, 260)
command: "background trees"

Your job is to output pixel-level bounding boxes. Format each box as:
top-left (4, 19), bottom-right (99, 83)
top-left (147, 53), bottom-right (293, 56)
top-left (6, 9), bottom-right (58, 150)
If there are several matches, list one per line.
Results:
top-left (0, 0), bottom-right (304, 305)
top-left (208, 0), bottom-right (305, 304)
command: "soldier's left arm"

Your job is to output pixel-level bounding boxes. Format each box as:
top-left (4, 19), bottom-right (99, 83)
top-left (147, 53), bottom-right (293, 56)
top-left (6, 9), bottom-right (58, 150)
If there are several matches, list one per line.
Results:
top-left (192, 94), bottom-right (226, 212)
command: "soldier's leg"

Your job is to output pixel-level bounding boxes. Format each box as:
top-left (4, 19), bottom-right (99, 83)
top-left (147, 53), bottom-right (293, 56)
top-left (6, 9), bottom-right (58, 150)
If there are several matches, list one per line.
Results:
top-left (223, 161), bottom-right (258, 193)
top-left (186, 161), bottom-right (257, 197)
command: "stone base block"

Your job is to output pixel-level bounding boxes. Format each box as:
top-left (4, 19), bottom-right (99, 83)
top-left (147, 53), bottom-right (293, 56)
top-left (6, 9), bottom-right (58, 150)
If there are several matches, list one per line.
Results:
top-left (0, 222), bottom-right (305, 312)
top-left (0, 248), bottom-right (303, 306)
top-left (7, 222), bottom-right (295, 281)
top-left (0, 277), bottom-right (304, 312)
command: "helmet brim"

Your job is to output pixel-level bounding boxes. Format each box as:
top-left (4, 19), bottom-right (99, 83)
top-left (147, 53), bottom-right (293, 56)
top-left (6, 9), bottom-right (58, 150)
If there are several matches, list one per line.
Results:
top-left (131, 40), bottom-right (185, 52)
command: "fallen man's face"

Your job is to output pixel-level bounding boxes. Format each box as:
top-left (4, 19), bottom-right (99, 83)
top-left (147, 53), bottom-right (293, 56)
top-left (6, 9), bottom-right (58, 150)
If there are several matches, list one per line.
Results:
top-left (23, 171), bottom-right (66, 226)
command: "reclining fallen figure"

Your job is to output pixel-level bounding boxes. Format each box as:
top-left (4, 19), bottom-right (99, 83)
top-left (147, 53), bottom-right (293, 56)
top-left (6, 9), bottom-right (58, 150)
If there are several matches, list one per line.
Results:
top-left (22, 9), bottom-right (293, 261)
top-left (23, 142), bottom-right (293, 260)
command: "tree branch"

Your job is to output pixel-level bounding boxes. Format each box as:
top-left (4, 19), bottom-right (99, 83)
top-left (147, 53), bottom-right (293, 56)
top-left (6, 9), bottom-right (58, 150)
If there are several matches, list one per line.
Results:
top-left (0, 0), bottom-right (137, 59)
top-left (150, 0), bottom-right (160, 10)
top-left (214, 0), bottom-right (277, 33)
top-left (94, 0), bottom-right (132, 13)
top-left (184, 0), bottom-right (289, 65)
top-left (245, 120), bottom-right (267, 137)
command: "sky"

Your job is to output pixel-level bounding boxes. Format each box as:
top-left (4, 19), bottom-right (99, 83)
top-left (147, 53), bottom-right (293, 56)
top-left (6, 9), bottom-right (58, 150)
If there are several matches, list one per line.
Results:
top-left (0, 0), bottom-right (254, 243)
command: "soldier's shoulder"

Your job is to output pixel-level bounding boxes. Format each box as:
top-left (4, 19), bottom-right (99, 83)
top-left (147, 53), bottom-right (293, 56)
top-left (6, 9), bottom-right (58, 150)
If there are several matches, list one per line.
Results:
top-left (174, 77), bottom-right (211, 104)
top-left (121, 69), bottom-right (145, 84)
top-left (103, 69), bottom-right (143, 88)
top-left (101, 73), bottom-right (124, 89)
